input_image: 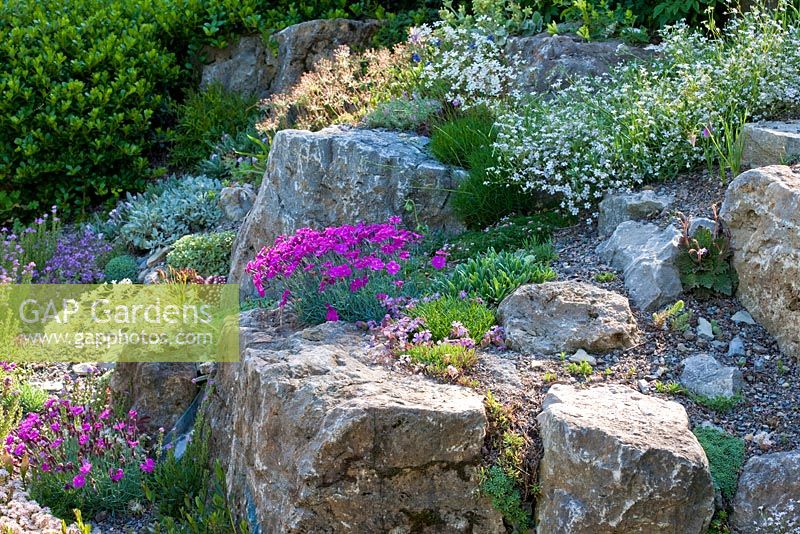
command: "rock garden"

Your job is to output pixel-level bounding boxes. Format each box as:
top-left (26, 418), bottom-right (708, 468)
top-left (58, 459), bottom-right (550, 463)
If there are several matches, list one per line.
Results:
top-left (1, 0), bottom-right (800, 532)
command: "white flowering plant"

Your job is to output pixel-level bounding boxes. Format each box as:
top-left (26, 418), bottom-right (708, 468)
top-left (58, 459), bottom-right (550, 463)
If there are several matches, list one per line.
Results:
top-left (490, 5), bottom-right (800, 221)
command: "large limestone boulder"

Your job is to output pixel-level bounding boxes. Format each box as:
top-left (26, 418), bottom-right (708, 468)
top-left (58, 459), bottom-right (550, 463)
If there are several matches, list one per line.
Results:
top-left (742, 121), bottom-right (800, 169)
top-left (536, 384), bottom-right (715, 534)
top-left (597, 221), bottom-right (683, 311)
top-left (506, 33), bottom-right (649, 93)
top-left (732, 450), bottom-right (800, 533)
top-left (497, 281), bottom-right (640, 356)
top-left (109, 363), bottom-right (198, 431)
top-left (206, 311), bottom-right (503, 533)
top-left (597, 190), bottom-right (674, 238)
top-left (229, 127), bottom-right (464, 293)
top-left (201, 19), bottom-right (379, 97)
top-left (719, 165), bottom-right (800, 358)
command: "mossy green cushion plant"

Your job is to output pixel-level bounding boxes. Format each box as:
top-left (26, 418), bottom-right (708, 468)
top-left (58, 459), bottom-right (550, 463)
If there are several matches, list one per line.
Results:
top-left (166, 231), bottom-right (236, 277)
top-left (693, 426), bottom-right (746, 501)
top-left (104, 255), bottom-right (140, 283)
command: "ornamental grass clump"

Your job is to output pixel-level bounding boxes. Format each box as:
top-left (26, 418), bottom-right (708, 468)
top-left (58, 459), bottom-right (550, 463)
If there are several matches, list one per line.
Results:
top-left (4, 399), bottom-right (154, 519)
top-left (246, 218), bottom-right (435, 324)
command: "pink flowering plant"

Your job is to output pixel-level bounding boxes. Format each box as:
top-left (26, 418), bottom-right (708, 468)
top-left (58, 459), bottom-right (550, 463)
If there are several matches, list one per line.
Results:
top-left (4, 397), bottom-right (154, 519)
top-left (247, 217), bottom-right (447, 324)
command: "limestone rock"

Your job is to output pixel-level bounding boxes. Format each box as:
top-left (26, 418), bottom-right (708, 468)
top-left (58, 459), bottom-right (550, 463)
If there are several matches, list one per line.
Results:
top-left (536, 384), bottom-right (715, 534)
top-left (206, 312), bottom-right (503, 533)
top-left (680, 354), bottom-right (743, 399)
top-left (719, 165), bottom-right (800, 358)
top-left (742, 121), bottom-right (800, 169)
top-left (497, 281), bottom-right (640, 356)
top-left (200, 35), bottom-right (278, 97)
top-left (732, 450), bottom-right (800, 533)
top-left (230, 127), bottom-right (464, 294)
top-left (218, 184), bottom-right (255, 222)
top-left (270, 19), bottom-right (380, 94)
top-left (110, 363), bottom-right (198, 431)
top-left (505, 33), bottom-right (649, 93)
top-left (597, 190), bottom-right (674, 237)
top-left (731, 310), bottom-right (756, 325)
top-left (597, 221), bottom-right (683, 311)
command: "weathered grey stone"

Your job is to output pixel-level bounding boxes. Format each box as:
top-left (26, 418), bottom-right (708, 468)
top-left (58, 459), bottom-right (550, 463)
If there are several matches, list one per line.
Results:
top-left (505, 33), bottom-right (649, 93)
top-left (732, 450), bottom-right (800, 534)
top-left (201, 20), bottom-right (379, 97)
top-left (597, 221), bottom-right (683, 311)
top-left (731, 310), bottom-right (756, 325)
top-left (680, 354), bottom-right (743, 399)
top-left (110, 363), bottom-right (198, 431)
top-left (697, 317), bottom-right (714, 340)
top-left (200, 35), bottom-right (278, 97)
top-left (270, 19), bottom-right (380, 94)
top-left (206, 312), bottom-right (503, 533)
top-left (720, 165), bottom-right (800, 358)
top-left (728, 335), bottom-right (746, 358)
top-left (230, 127), bottom-right (464, 294)
top-left (742, 121), bottom-right (800, 169)
top-left (497, 281), bottom-right (640, 356)
top-left (569, 349), bottom-right (596, 366)
top-left (536, 384), bottom-right (715, 534)
top-left (688, 217), bottom-right (716, 236)
top-left (597, 190), bottom-right (674, 237)
top-left (218, 184), bottom-right (255, 222)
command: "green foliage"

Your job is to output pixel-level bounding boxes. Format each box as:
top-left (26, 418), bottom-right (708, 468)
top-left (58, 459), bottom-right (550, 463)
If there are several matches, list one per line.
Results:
top-left (198, 127), bottom-right (271, 184)
top-left (557, 0), bottom-right (639, 41)
top-left (693, 426), bottom-right (745, 501)
top-left (445, 214), bottom-right (566, 262)
top-left (652, 300), bottom-right (689, 330)
top-left (653, 381), bottom-right (686, 395)
top-left (104, 255), bottom-right (140, 283)
top-left (17, 383), bottom-right (48, 415)
top-left (594, 271), bottom-right (616, 283)
top-left (480, 466), bottom-right (530, 532)
top-left (430, 108), bottom-right (496, 169)
top-left (676, 214), bottom-right (737, 297)
top-left (405, 343), bottom-right (478, 375)
top-left (115, 176), bottom-right (223, 252)
top-left (565, 360), bottom-right (593, 377)
top-left (438, 248), bottom-right (557, 306)
top-left (440, 0), bottom-right (543, 40)
top-left (408, 296), bottom-right (496, 341)
top-left (169, 85), bottom-right (258, 169)
top-left (363, 97), bottom-right (442, 132)
top-left (167, 231), bottom-right (235, 277)
top-left (690, 393), bottom-right (742, 413)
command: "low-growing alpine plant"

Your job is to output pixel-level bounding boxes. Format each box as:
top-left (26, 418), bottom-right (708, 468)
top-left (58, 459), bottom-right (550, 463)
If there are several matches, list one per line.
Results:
top-left (247, 218), bottom-right (446, 324)
top-left (4, 398), bottom-right (155, 519)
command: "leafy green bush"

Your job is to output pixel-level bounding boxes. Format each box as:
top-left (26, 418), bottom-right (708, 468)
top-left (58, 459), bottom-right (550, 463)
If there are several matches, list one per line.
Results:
top-left (446, 214), bottom-right (566, 261)
top-left (407, 296), bottom-right (496, 342)
top-left (115, 176), bottom-right (223, 252)
top-left (676, 213), bottom-right (737, 296)
top-left (405, 343), bottom-right (478, 375)
top-left (104, 255), bottom-right (140, 282)
top-left (693, 426), bottom-right (745, 501)
top-left (429, 108), bottom-right (496, 168)
top-left (363, 97), bottom-right (442, 132)
top-left (167, 231), bottom-right (235, 277)
top-left (169, 85), bottom-right (258, 169)
top-left (438, 248), bottom-right (557, 306)
top-left (198, 127), bottom-right (270, 184)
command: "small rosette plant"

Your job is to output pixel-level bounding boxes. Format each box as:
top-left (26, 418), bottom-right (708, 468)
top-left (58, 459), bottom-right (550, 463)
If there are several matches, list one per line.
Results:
top-left (247, 218), bottom-right (437, 324)
top-left (4, 400), bottom-right (154, 519)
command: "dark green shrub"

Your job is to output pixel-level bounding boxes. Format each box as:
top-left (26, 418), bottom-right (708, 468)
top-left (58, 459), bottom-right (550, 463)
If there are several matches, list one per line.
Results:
top-left (446, 213), bottom-right (567, 261)
top-left (408, 296), bottom-right (496, 341)
top-left (438, 248), bottom-right (557, 306)
top-left (167, 231), bottom-right (236, 277)
top-left (693, 426), bottom-right (745, 501)
top-left (169, 85), bottom-right (258, 169)
top-left (104, 255), bottom-right (140, 282)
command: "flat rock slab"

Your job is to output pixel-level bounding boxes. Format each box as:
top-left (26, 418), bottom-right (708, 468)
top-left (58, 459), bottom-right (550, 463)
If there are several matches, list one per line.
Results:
top-left (497, 281), bottom-right (640, 356)
top-left (597, 221), bottom-right (683, 311)
top-left (536, 384), bottom-right (715, 534)
top-left (742, 121), bottom-right (800, 169)
top-left (720, 165), bottom-right (800, 359)
top-left (229, 126), bottom-right (464, 295)
top-left (206, 311), bottom-right (503, 533)
top-left (680, 354), bottom-right (743, 399)
top-left (732, 449), bottom-right (800, 533)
